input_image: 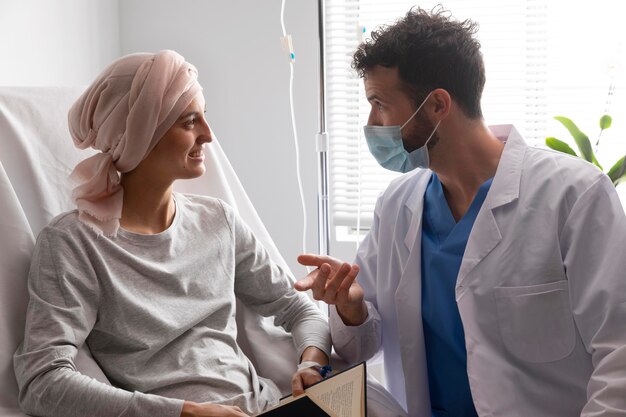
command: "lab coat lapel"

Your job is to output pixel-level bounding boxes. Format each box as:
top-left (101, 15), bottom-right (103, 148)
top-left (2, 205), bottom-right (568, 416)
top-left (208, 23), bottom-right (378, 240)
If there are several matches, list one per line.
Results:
top-left (457, 126), bottom-right (527, 289)
top-left (395, 171), bottom-right (431, 416)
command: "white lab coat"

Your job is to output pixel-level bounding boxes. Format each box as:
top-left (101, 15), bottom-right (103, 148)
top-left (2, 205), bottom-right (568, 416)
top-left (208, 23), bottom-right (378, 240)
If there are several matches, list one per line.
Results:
top-left (330, 125), bottom-right (626, 417)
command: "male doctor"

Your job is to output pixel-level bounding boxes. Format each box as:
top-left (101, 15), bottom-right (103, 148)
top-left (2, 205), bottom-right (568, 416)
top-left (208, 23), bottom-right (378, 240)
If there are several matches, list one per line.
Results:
top-left (296, 7), bottom-right (626, 417)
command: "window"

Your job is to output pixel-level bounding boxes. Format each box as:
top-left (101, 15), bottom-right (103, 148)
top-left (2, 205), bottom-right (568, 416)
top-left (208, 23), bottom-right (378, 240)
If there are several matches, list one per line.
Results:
top-left (327, 0), bottom-right (626, 242)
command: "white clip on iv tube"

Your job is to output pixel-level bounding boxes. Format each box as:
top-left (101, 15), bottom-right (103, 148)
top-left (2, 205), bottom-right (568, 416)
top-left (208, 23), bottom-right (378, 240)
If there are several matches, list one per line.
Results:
top-left (316, 132), bottom-right (329, 153)
top-left (281, 35), bottom-right (295, 63)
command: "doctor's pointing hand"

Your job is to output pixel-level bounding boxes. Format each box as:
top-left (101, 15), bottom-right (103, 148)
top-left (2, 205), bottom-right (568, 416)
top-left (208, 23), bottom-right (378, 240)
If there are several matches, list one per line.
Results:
top-left (295, 255), bottom-right (366, 326)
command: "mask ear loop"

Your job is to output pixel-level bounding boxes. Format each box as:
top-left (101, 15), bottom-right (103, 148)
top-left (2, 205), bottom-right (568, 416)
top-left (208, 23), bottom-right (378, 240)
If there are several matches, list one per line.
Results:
top-left (408, 119), bottom-right (442, 170)
top-left (423, 119), bottom-right (442, 149)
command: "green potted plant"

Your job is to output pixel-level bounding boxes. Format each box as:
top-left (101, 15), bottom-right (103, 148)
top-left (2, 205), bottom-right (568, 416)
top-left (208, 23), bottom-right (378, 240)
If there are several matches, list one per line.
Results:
top-left (546, 115), bottom-right (626, 186)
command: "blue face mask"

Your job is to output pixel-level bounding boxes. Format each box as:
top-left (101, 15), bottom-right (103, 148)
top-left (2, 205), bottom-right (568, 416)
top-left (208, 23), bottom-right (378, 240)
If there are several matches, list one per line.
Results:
top-left (363, 92), bottom-right (441, 173)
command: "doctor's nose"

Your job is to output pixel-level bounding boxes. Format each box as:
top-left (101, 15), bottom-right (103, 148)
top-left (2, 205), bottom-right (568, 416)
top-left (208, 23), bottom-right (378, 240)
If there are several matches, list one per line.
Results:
top-left (367, 109), bottom-right (382, 127)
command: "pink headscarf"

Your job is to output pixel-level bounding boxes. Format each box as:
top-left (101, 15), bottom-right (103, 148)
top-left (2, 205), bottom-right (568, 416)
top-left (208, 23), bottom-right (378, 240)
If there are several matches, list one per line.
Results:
top-left (68, 50), bottom-right (202, 236)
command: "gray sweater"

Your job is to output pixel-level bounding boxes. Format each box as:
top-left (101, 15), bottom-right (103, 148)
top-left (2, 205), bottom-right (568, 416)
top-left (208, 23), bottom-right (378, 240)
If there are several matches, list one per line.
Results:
top-left (14, 194), bottom-right (330, 417)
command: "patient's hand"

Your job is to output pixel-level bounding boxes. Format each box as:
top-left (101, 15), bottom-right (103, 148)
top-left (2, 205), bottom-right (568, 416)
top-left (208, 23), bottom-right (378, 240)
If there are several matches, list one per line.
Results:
top-left (296, 254), bottom-right (368, 326)
top-left (180, 401), bottom-right (249, 417)
top-left (291, 366), bottom-right (324, 397)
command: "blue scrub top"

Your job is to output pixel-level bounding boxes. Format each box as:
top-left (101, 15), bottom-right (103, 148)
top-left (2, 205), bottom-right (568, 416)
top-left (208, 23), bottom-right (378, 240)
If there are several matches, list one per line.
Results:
top-left (421, 173), bottom-right (493, 417)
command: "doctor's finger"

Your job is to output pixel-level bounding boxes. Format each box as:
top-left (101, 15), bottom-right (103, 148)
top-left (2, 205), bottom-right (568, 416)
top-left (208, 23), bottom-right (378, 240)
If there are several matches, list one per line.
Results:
top-left (293, 274), bottom-right (316, 292)
top-left (323, 262), bottom-right (352, 302)
top-left (294, 265), bottom-right (323, 291)
top-left (310, 263), bottom-right (331, 300)
top-left (335, 265), bottom-right (361, 304)
top-left (337, 264), bottom-right (359, 291)
top-left (294, 261), bottom-right (330, 291)
top-left (298, 254), bottom-right (343, 269)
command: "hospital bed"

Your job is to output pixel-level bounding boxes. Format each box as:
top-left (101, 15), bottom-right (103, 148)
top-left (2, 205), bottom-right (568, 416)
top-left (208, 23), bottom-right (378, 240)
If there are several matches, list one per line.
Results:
top-left (0, 87), bottom-right (301, 416)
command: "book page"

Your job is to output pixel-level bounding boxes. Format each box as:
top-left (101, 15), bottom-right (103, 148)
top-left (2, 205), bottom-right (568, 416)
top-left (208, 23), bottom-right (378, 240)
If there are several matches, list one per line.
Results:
top-left (305, 363), bottom-right (365, 417)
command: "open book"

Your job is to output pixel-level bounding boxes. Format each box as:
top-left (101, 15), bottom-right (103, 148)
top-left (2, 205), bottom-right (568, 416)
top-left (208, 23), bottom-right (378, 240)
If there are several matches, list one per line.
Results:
top-left (257, 362), bottom-right (367, 417)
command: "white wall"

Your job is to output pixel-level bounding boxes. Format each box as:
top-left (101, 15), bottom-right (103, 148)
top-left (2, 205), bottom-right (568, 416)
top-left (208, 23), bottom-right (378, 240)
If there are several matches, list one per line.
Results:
top-left (0, 0), bottom-right (120, 86)
top-left (120, 0), bottom-right (328, 276)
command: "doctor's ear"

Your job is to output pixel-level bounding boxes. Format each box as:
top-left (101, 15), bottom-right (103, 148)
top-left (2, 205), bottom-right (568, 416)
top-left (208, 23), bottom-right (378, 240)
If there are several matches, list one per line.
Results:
top-left (429, 88), bottom-right (452, 118)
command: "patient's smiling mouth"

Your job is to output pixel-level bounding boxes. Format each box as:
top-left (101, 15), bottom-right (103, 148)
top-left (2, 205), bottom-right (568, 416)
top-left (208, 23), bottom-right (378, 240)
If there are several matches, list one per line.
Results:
top-left (188, 149), bottom-right (204, 158)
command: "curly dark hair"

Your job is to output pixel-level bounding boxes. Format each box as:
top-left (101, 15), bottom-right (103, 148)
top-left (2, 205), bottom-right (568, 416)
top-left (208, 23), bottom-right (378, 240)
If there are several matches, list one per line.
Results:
top-left (352, 6), bottom-right (485, 119)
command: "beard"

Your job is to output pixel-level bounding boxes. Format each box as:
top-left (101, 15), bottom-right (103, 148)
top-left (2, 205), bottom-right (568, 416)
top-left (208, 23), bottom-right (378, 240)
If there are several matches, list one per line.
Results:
top-left (402, 111), bottom-right (440, 153)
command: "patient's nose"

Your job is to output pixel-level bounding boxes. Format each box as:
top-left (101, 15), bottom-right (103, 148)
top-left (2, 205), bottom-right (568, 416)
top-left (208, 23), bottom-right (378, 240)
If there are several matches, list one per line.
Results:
top-left (198, 117), bottom-right (213, 144)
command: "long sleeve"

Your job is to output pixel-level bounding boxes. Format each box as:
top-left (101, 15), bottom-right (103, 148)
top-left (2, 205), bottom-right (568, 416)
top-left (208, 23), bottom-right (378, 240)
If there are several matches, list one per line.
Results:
top-left (221, 202), bottom-right (331, 360)
top-left (560, 176), bottom-right (626, 416)
top-left (329, 195), bottom-right (383, 364)
top-left (13, 227), bottom-right (184, 417)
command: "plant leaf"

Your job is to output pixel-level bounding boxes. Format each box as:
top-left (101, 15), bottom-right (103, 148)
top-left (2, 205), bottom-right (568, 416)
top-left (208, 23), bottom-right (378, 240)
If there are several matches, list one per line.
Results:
top-left (608, 156), bottom-right (626, 186)
top-left (554, 116), bottom-right (603, 170)
top-left (599, 114), bottom-right (612, 130)
top-left (545, 137), bottom-right (578, 156)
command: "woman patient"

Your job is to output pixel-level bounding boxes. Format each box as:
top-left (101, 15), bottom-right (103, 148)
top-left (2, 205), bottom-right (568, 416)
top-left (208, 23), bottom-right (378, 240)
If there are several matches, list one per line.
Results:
top-left (13, 50), bottom-right (330, 417)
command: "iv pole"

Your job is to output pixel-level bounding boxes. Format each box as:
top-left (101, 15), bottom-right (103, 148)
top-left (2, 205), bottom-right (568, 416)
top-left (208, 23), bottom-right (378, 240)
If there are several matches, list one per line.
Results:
top-left (316, 0), bottom-right (330, 256)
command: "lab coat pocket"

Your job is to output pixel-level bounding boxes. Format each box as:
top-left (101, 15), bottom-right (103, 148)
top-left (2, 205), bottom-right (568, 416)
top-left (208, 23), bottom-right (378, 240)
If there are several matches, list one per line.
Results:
top-left (494, 280), bottom-right (576, 363)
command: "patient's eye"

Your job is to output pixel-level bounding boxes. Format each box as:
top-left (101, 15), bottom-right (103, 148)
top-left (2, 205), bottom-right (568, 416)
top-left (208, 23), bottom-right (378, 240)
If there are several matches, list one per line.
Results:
top-left (184, 118), bottom-right (197, 129)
